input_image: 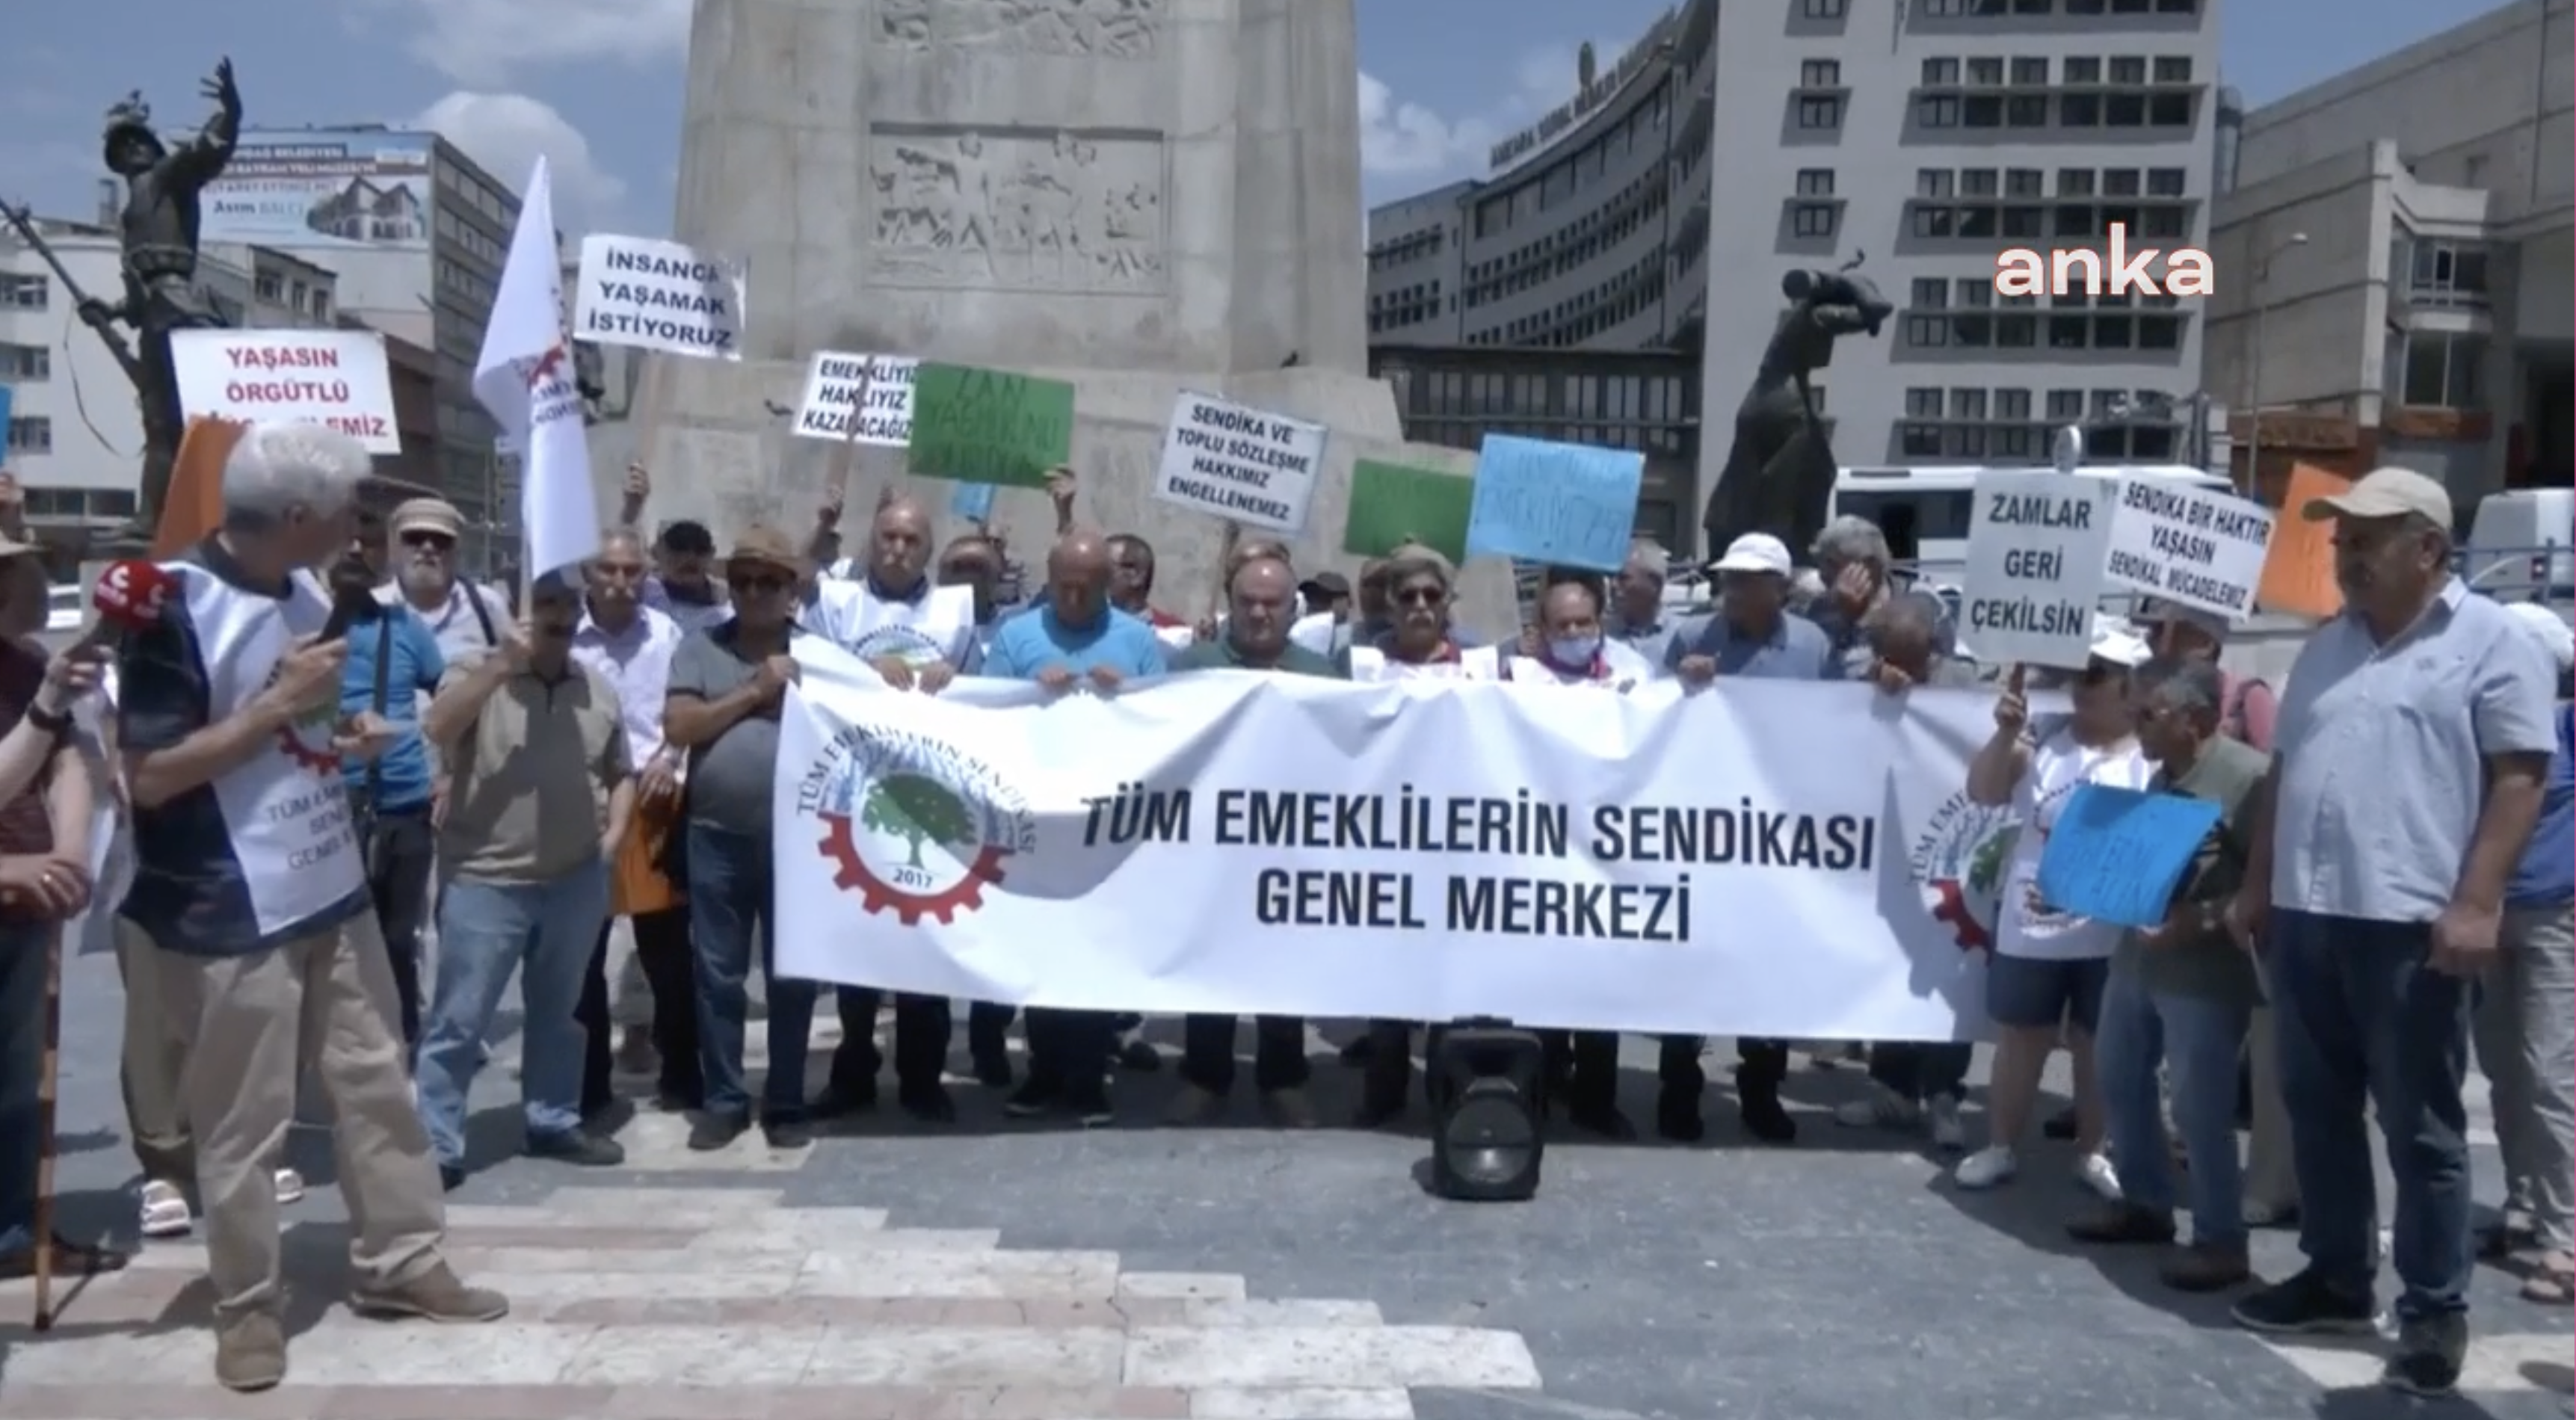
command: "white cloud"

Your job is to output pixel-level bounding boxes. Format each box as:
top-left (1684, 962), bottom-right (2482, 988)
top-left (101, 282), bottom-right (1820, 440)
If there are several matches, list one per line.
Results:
top-left (393, 0), bottom-right (691, 86)
top-left (412, 92), bottom-right (627, 232)
top-left (1356, 50), bottom-right (1585, 182)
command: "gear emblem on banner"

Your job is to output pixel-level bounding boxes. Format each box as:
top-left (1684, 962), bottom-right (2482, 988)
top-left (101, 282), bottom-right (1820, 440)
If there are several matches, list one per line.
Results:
top-left (1908, 794), bottom-right (2018, 952)
top-left (802, 718), bottom-right (1035, 930)
top-left (819, 813), bottom-right (1009, 925)
top-left (264, 667), bottom-right (342, 776)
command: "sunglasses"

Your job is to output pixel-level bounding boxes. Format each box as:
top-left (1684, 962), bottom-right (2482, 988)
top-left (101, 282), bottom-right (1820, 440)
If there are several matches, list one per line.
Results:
top-left (401, 529), bottom-right (455, 550)
top-left (1393, 587), bottom-right (1445, 608)
top-left (728, 572), bottom-right (790, 594)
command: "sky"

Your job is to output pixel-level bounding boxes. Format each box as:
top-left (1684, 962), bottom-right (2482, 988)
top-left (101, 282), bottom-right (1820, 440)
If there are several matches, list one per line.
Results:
top-left (0, 0), bottom-right (2534, 241)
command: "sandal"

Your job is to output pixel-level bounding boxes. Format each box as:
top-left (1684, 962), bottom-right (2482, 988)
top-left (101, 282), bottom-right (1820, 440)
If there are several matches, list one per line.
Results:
top-left (2519, 1252), bottom-right (2575, 1306)
top-left (0, 1233), bottom-right (132, 1281)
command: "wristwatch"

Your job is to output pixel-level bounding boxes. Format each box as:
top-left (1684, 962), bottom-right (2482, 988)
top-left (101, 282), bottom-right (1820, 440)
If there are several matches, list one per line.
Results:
top-left (23, 703), bottom-right (72, 738)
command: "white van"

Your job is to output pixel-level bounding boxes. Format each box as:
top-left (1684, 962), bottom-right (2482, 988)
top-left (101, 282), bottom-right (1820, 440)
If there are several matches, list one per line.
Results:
top-left (2462, 487), bottom-right (2574, 603)
top-left (1828, 463), bottom-right (2233, 574)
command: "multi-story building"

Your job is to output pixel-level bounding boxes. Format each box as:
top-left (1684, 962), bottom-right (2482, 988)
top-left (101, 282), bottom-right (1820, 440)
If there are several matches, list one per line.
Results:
top-left (1702, 0), bottom-right (2219, 525)
top-left (202, 126), bottom-right (524, 565)
top-left (1365, 0), bottom-right (1715, 353)
top-left (2202, 0), bottom-right (2572, 507)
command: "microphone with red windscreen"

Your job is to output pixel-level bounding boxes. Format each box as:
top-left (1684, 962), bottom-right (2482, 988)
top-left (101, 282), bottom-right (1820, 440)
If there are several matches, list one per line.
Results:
top-left (86, 560), bottom-right (176, 649)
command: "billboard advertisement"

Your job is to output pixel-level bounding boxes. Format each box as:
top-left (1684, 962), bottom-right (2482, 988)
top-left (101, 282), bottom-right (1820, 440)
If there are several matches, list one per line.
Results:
top-left (201, 129), bottom-right (435, 250)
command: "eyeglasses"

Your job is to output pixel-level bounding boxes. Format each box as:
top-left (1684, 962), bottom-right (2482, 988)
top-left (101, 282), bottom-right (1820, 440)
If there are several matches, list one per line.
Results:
top-left (728, 573), bottom-right (790, 594)
top-left (1393, 587), bottom-right (1444, 608)
top-left (401, 530), bottom-right (455, 551)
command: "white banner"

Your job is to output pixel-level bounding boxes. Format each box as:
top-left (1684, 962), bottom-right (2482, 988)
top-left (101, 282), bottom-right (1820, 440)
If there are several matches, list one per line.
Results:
top-left (1152, 391), bottom-right (1325, 534)
top-left (2101, 476), bottom-right (2274, 621)
top-left (573, 233), bottom-right (744, 359)
top-left (773, 660), bottom-right (2028, 1042)
top-left (793, 352), bottom-right (917, 442)
top-left (171, 328), bottom-right (399, 452)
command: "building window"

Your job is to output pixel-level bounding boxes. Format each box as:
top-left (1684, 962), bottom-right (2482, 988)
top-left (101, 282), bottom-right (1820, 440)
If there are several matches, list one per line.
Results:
top-left (2010, 56), bottom-right (2049, 84)
top-left (1912, 206), bottom-right (1956, 238)
top-left (2002, 206), bottom-right (2044, 238)
top-left (1792, 203), bottom-right (1839, 238)
top-left (4, 418), bottom-right (51, 454)
top-left (1796, 95), bottom-right (1843, 128)
top-left (0, 344), bottom-right (47, 380)
top-left (1917, 168), bottom-right (1956, 198)
top-left (2006, 95), bottom-right (2050, 126)
top-left (1997, 315), bottom-right (2038, 346)
top-left (1802, 59), bottom-right (1843, 87)
top-left (1922, 58), bottom-right (1961, 86)
top-left (2149, 93), bottom-right (2192, 125)
top-left (2109, 57), bottom-right (2147, 84)
top-left (1917, 95), bottom-right (1961, 127)
top-left (1968, 58), bottom-right (2005, 85)
top-left (2400, 331), bottom-right (2487, 408)
top-left (2062, 93), bottom-right (2102, 125)
top-left (2152, 56), bottom-right (2192, 83)
top-left (1802, 0), bottom-right (1847, 16)
top-left (1965, 95), bottom-right (2004, 126)
top-left (2145, 167), bottom-right (2187, 196)
top-left (0, 275), bottom-right (44, 309)
top-left (254, 273), bottom-right (285, 303)
top-left (1911, 277), bottom-right (1950, 309)
top-left (1905, 315), bottom-right (1951, 347)
top-left (2408, 241), bottom-right (2490, 301)
top-left (2064, 58), bottom-right (2102, 84)
top-left (1950, 389), bottom-right (1988, 421)
top-left (1796, 168), bottom-right (1836, 196)
top-left (2049, 316), bottom-right (2089, 348)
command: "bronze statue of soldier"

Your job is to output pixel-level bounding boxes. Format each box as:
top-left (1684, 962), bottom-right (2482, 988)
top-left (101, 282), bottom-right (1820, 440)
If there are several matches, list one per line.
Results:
top-left (1700, 252), bottom-right (1893, 561)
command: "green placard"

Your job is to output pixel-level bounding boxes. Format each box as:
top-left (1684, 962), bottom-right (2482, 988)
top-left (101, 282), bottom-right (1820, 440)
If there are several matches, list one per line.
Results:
top-left (1343, 459), bottom-right (1473, 564)
top-left (904, 362), bottom-right (1075, 488)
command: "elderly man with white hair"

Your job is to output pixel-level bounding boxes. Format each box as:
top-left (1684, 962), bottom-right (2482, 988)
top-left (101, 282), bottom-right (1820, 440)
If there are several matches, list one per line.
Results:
top-left (1806, 515), bottom-right (1953, 679)
top-left (115, 422), bottom-right (508, 1392)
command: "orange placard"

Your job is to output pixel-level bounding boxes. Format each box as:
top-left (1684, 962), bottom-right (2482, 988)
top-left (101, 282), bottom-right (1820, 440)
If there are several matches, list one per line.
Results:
top-left (2255, 463), bottom-right (2349, 619)
top-left (151, 417), bottom-right (243, 559)
top-left (611, 788), bottom-right (684, 916)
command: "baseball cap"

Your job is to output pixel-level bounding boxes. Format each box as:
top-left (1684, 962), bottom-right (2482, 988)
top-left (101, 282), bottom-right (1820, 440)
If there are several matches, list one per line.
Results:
top-left (2300, 466), bottom-right (2453, 528)
top-left (1299, 570), bottom-right (1352, 601)
top-left (2503, 602), bottom-right (2576, 674)
top-left (2089, 613), bottom-right (2154, 668)
top-left (388, 497), bottom-right (463, 541)
top-left (1709, 533), bottom-right (1793, 576)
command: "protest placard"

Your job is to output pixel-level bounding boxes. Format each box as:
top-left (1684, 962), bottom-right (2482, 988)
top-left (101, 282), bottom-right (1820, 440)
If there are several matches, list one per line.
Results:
top-left (572, 233), bottom-right (744, 360)
top-left (1463, 435), bottom-right (1642, 572)
top-left (170, 328), bottom-right (400, 453)
top-left (2101, 477), bottom-right (2274, 620)
top-left (1343, 459), bottom-right (1474, 564)
top-left (2034, 783), bottom-right (2224, 929)
top-left (1959, 471), bottom-right (2112, 668)
top-left (792, 352), bottom-right (916, 443)
top-left (2256, 463), bottom-right (2349, 618)
top-left (904, 364), bottom-right (1075, 488)
top-left (1151, 392), bottom-right (1325, 534)
top-left (950, 481), bottom-right (997, 522)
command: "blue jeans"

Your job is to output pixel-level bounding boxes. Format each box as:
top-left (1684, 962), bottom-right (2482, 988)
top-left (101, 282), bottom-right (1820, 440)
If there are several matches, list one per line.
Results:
top-left (688, 824), bottom-right (819, 1120)
top-left (0, 924), bottom-right (48, 1251)
top-left (2269, 909), bottom-right (2474, 1318)
top-left (415, 861), bottom-right (609, 1167)
top-left (2095, 964), bottom-right (2252, 1247)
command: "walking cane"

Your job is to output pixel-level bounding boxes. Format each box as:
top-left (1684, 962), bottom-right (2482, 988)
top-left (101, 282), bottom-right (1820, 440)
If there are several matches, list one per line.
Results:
top-left (30, 922), bottom-right (62, 1330)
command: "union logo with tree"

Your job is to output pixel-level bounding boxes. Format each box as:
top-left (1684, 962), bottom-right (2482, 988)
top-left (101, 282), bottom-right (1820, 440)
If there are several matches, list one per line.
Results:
top-left (805, 723), bottom-right (1035, 924)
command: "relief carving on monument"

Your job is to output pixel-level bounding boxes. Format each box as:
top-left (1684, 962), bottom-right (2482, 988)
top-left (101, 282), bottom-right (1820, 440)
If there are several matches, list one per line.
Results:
top-left (869, 128), bottom-right (1167, 294)
top-left (877, 0), bottom-right (1160, 58)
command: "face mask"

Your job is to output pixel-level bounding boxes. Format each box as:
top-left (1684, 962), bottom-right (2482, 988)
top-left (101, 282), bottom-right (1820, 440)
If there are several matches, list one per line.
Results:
top-left (1548, 636), bottom-right (1601, 667)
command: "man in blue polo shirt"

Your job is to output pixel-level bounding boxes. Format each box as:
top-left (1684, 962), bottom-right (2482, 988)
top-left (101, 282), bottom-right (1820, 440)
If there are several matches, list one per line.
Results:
top-left (327, 546), bottom-right (443, 1046)
top-left (1666, 531), bottom-right (1834, 1146)
top-left (979, 531), bottom-right (1163, 1126)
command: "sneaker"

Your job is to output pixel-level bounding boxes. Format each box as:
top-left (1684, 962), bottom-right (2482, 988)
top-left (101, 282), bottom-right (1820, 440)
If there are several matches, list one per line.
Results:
top-left (1927, 1093), bottom-right (1967, 1151)
top-left (1833, 1086), bottom-right (1923, 1132)
top-left (139, 1179), bottom-right (191, 1238)
top-left (214, 1311), bottom-right (286, 1392)
top-left (2383, 1312), bottom-right (2468, 1397)
top-left (527, 1130), bottom-right (626, 1167)
top-left (762, 1117), bottom-right (815, 1149)
top-left (349, 1262), bottom-right (511, 1324)
top-left (2231, 1268), bottom-right (2379, 1336)
top-left (1953, 1145), bottom-right (2018, 1189)
top-left (686, 1110), bottom-right (750, 1152)
top-left (2074, 1151), bottom-right (2122, 1203)
top-left (273, 1168), bottom-right (305, 1206)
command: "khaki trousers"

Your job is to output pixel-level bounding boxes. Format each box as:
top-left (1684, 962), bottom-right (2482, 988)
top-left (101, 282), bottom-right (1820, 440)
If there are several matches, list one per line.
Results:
top-left (156, 907), bottom-right (447, 1321)
top-left (114, 918), bottom-right (192, 1184)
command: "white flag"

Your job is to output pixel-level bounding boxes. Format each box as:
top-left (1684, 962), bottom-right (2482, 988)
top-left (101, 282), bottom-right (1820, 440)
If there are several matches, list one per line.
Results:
top-left (474, 155), bottom-right (597, 581)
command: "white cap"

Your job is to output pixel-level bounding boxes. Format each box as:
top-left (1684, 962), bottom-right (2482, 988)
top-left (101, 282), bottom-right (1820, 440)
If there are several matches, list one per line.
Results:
top-left (1709, 533), bottom-right (1793, 576)
top-left (2089, 613), bottom-right (2153, 667)
top-left (2503, 602), bottom-right (2575, 674)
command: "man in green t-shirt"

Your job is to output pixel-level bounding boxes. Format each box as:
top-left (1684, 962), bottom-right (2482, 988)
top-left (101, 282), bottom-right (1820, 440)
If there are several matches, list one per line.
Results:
top-left (1163, 556), bottom-right (1340, 1127)
top-left (2068, 655), bottom-right (2270, 1292)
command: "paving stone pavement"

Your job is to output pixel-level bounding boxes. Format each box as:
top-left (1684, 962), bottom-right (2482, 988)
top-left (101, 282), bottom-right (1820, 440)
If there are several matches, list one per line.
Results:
top-left (5, 950), bottom-right (2571, 1419)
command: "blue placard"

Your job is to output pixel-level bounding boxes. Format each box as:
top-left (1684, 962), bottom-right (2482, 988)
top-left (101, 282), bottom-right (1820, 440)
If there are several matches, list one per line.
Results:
top-left (1463, 434), bottom-right (1643, 573)
top-left (2034, 783), bottom-right (2225, 929)
top-left (0, 385), bottom-right (13, 448)
top-left (949, 481), bottom-right (996, 522)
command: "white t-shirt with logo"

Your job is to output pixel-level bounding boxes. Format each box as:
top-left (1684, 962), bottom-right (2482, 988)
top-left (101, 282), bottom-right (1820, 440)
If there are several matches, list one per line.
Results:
top-left (1996, 724), bottom-right (2154, 962)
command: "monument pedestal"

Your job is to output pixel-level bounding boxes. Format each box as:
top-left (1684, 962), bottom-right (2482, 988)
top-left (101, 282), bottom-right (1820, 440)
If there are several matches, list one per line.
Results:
top-left (619, 0), bottom-right (1514, 629)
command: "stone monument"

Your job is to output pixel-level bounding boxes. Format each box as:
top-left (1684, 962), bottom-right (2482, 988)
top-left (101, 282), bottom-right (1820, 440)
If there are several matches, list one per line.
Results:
top-left (626, 0), bottom-right (1510, 622)
top-left (1698, 252), bottom-right (1892, 562)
